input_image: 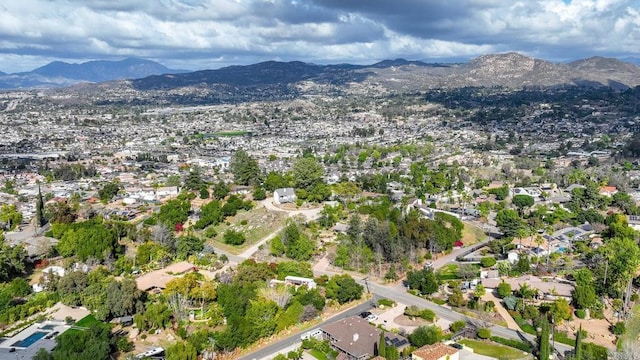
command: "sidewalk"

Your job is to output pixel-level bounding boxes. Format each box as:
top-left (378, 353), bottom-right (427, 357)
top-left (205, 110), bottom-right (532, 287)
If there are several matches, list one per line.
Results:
top-left (482, 291), bottom-right (520, 330)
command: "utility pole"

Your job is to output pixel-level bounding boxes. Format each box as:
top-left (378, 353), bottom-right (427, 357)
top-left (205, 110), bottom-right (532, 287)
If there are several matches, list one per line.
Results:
top-left (363, 276), bottom-right (370, 294)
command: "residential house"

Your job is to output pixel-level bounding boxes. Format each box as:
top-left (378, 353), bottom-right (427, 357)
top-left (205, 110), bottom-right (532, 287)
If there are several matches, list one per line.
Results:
top-left (274, 188), bottom-right (296, 204)
top-left (599, 186), bottom-right (618, 197)
top-left (412, 343), bottom-right (460, 360)
top-left (135, 261), bottom-right (197, 292)
top-left (284, 276), bottom-right (317, 289)
top-left (320, 316), bottom-right (408, 360)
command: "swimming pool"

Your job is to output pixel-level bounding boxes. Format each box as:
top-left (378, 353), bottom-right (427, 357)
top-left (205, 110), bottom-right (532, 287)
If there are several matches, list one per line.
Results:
top-left (12, 331), bottom-right (48, 348)
top-left (40, 324), bottom-right (56, 330)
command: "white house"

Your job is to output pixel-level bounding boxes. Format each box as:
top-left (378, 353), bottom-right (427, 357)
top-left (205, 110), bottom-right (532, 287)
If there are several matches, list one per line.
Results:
top-left (274, 188), bottom-right (296, 204)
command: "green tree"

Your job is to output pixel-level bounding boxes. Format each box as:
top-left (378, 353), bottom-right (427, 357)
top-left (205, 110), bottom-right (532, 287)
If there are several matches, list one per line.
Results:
top-left (223, 230), bottom-right (246, 245)
top-left (157, 199), bottom-right (190, 227)
top-left (408, 325), bottom-right (442, 347)
top-left (0, 204), bottom-right (22, 230)
top-left (264, 171), bottom-right (291, 192)
top-left (512, 194), bottom-right (534, 216)
top-left (448, 287), bottom-right (466, 307)
top-left (230, 150), bottom-right (260, 186)
top-left (184, 168), bottom-right (205, 191)
top-left (32, 348), bottom-right (53, 360)
top-left (292, 157), bottom-right (324, 191)
top-left (166, 341), bottom-right (197, 360)
top-left (574, 324), bottom-right (584, 360)
top-left (325, 274), bottom-right (364, 304)
top-left (36, 184), bottom-right (46, 227)
top-left (572, 268), bottom-right (596, 309)
top-left (253, 187), bottom-right (267, 200)
top-left (193, 199), bottom-right (223, 229)
top-left (104, 278), bottom-right (145, 320)
top-left (0, 239), bottom-right (27, 282)
top-left (538, 316), bottom-right (550, 360)
top-left (377, 331), bottom-right (386, 357)
top-left (405, 268), bottom-right (439, 295)
top-left (596, 236), bottom-right (640, 297)
top-left (480, 256), bottom-right (497, 268)
top-left (497, 281), bottom-right (512, 298)
top-left (176, 235), bottom-right (204, 259)
top-left (52, 323), bottom-right (114, 360)
top-left (496, 209), bottom-right (525, 238)
top-left (98, 182), bottom-right (120, 202)
top-left (550, 298), bottom-right (572, 322)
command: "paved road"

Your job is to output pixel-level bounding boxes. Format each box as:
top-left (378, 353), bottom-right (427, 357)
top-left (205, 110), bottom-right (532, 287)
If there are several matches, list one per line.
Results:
top-left (358, 278), bottom-right (572, 356)
top-left (238, 299), bottom-right (378, 360)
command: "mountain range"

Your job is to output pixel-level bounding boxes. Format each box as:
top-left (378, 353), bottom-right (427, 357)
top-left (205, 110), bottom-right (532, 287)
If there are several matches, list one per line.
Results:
top-left (0, 58), bottom-right (185, 89)
top-left (2, 53), bottom-right (640, 92)
top-left (130, 52), bottom-right (640, 94)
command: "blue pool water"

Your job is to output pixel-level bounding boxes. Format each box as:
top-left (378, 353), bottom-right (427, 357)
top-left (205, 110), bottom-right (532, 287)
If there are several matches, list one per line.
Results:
top-left (40, 324), bottom-right (56, 330)
top-left (13, 331), bottom-right (48, 347)
top-left (557, 247), bottom-right (566, 253)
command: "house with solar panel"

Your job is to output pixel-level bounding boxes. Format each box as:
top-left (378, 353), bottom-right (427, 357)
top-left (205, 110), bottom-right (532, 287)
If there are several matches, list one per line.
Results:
top-left (319, 316), bottom-right (408, 360)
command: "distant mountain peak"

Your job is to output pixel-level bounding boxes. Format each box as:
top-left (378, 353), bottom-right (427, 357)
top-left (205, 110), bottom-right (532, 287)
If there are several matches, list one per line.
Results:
top-left (567, 56), bottom-right (637, 73)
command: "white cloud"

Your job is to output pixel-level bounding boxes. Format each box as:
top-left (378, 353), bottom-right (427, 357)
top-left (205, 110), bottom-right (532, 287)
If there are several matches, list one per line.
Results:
top-left (0, 0), bottom-right (638, 72)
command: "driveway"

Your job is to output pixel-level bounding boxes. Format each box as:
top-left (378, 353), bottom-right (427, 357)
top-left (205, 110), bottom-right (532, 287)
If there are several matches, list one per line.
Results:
top-left (260, 199), bottom-right (323, 221)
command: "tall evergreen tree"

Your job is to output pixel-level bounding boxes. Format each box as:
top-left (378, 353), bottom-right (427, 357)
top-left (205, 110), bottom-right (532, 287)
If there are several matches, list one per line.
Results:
top-left (574, 324), bottom-right (583, 360)
top-left (378, 331), bottom-right (386, 357)
top-left (230, 150), bottom-right (260, 186)
top-left (36, 184), bottom-right (45, 227)
top-left (538, 316), bottom-right (550, 360)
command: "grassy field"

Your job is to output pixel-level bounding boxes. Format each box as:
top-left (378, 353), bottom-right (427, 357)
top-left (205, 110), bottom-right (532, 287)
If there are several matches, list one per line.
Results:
top-left (462, 223), bottom-right (488, 245)
top-left (458, 339), bottom-right (532, 360)
top-left (208, 207), bottom-right (287, 254)
top-left (437, 263), bottom-right (481, 280)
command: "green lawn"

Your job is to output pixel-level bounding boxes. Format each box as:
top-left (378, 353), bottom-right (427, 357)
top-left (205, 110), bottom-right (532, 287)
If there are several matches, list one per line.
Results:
top-left (309, 349), bottom-right (328, 360)
top-left (458, 339), bottom-right (531, 360)
top-left (74, 314), bottom-right (100, 328)
top-left (437, 263), bottom-right (481, 280)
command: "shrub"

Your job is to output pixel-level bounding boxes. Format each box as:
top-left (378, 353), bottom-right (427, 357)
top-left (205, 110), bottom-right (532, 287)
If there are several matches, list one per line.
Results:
top-left (590, 308), bottom-right (605, 319)
top-left (575, 309), bottom-right (587, 319)
top-left (480, 256), bottom-right (497, 268)
top-left (449, 320), bottom-right (467, 333)
top-left (240, 219), bottom-right (248, 225)
top-left (404, 305), bottom-right (422, 317)
top-left (223, 230), bottom-right (246, 245)
top-left (419, 309), bottom-right (436, 322)
top-left (378, 298), bottom-right (396, 308)
top-left (611, 322), bottom-right (626, 335)
top-left (477, 328), bottom-right (491, 339)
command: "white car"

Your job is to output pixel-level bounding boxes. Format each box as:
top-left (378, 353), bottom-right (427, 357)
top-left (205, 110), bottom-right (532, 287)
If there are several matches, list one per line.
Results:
top-left (365, 314), bottom-right (378, 322)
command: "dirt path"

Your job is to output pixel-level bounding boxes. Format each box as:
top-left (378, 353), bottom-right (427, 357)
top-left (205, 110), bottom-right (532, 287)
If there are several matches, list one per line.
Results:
top-left (482, 291), bottom-right (520, 330)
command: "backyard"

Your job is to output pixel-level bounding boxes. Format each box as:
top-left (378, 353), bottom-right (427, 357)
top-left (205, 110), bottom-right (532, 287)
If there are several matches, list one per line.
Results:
top-left (458, 339), bottom-right (532, 360)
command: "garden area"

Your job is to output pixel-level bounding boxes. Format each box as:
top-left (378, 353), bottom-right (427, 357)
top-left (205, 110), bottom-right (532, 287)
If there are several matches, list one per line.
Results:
top-left (207, 207), bottom-right (287, 254)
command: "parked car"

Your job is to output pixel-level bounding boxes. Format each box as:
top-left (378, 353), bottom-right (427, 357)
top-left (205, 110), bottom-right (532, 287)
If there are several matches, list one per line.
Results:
top-left (359, 311), bottom-right (372, 319)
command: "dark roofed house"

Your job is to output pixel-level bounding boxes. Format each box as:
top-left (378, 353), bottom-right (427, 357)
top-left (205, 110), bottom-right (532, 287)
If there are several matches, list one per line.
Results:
top-left (320, 316), bottom-right (408, 360)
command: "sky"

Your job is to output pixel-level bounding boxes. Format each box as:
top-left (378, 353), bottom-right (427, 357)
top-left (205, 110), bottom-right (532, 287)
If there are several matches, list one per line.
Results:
top-left (1, 0), bottom-right (639, 73)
